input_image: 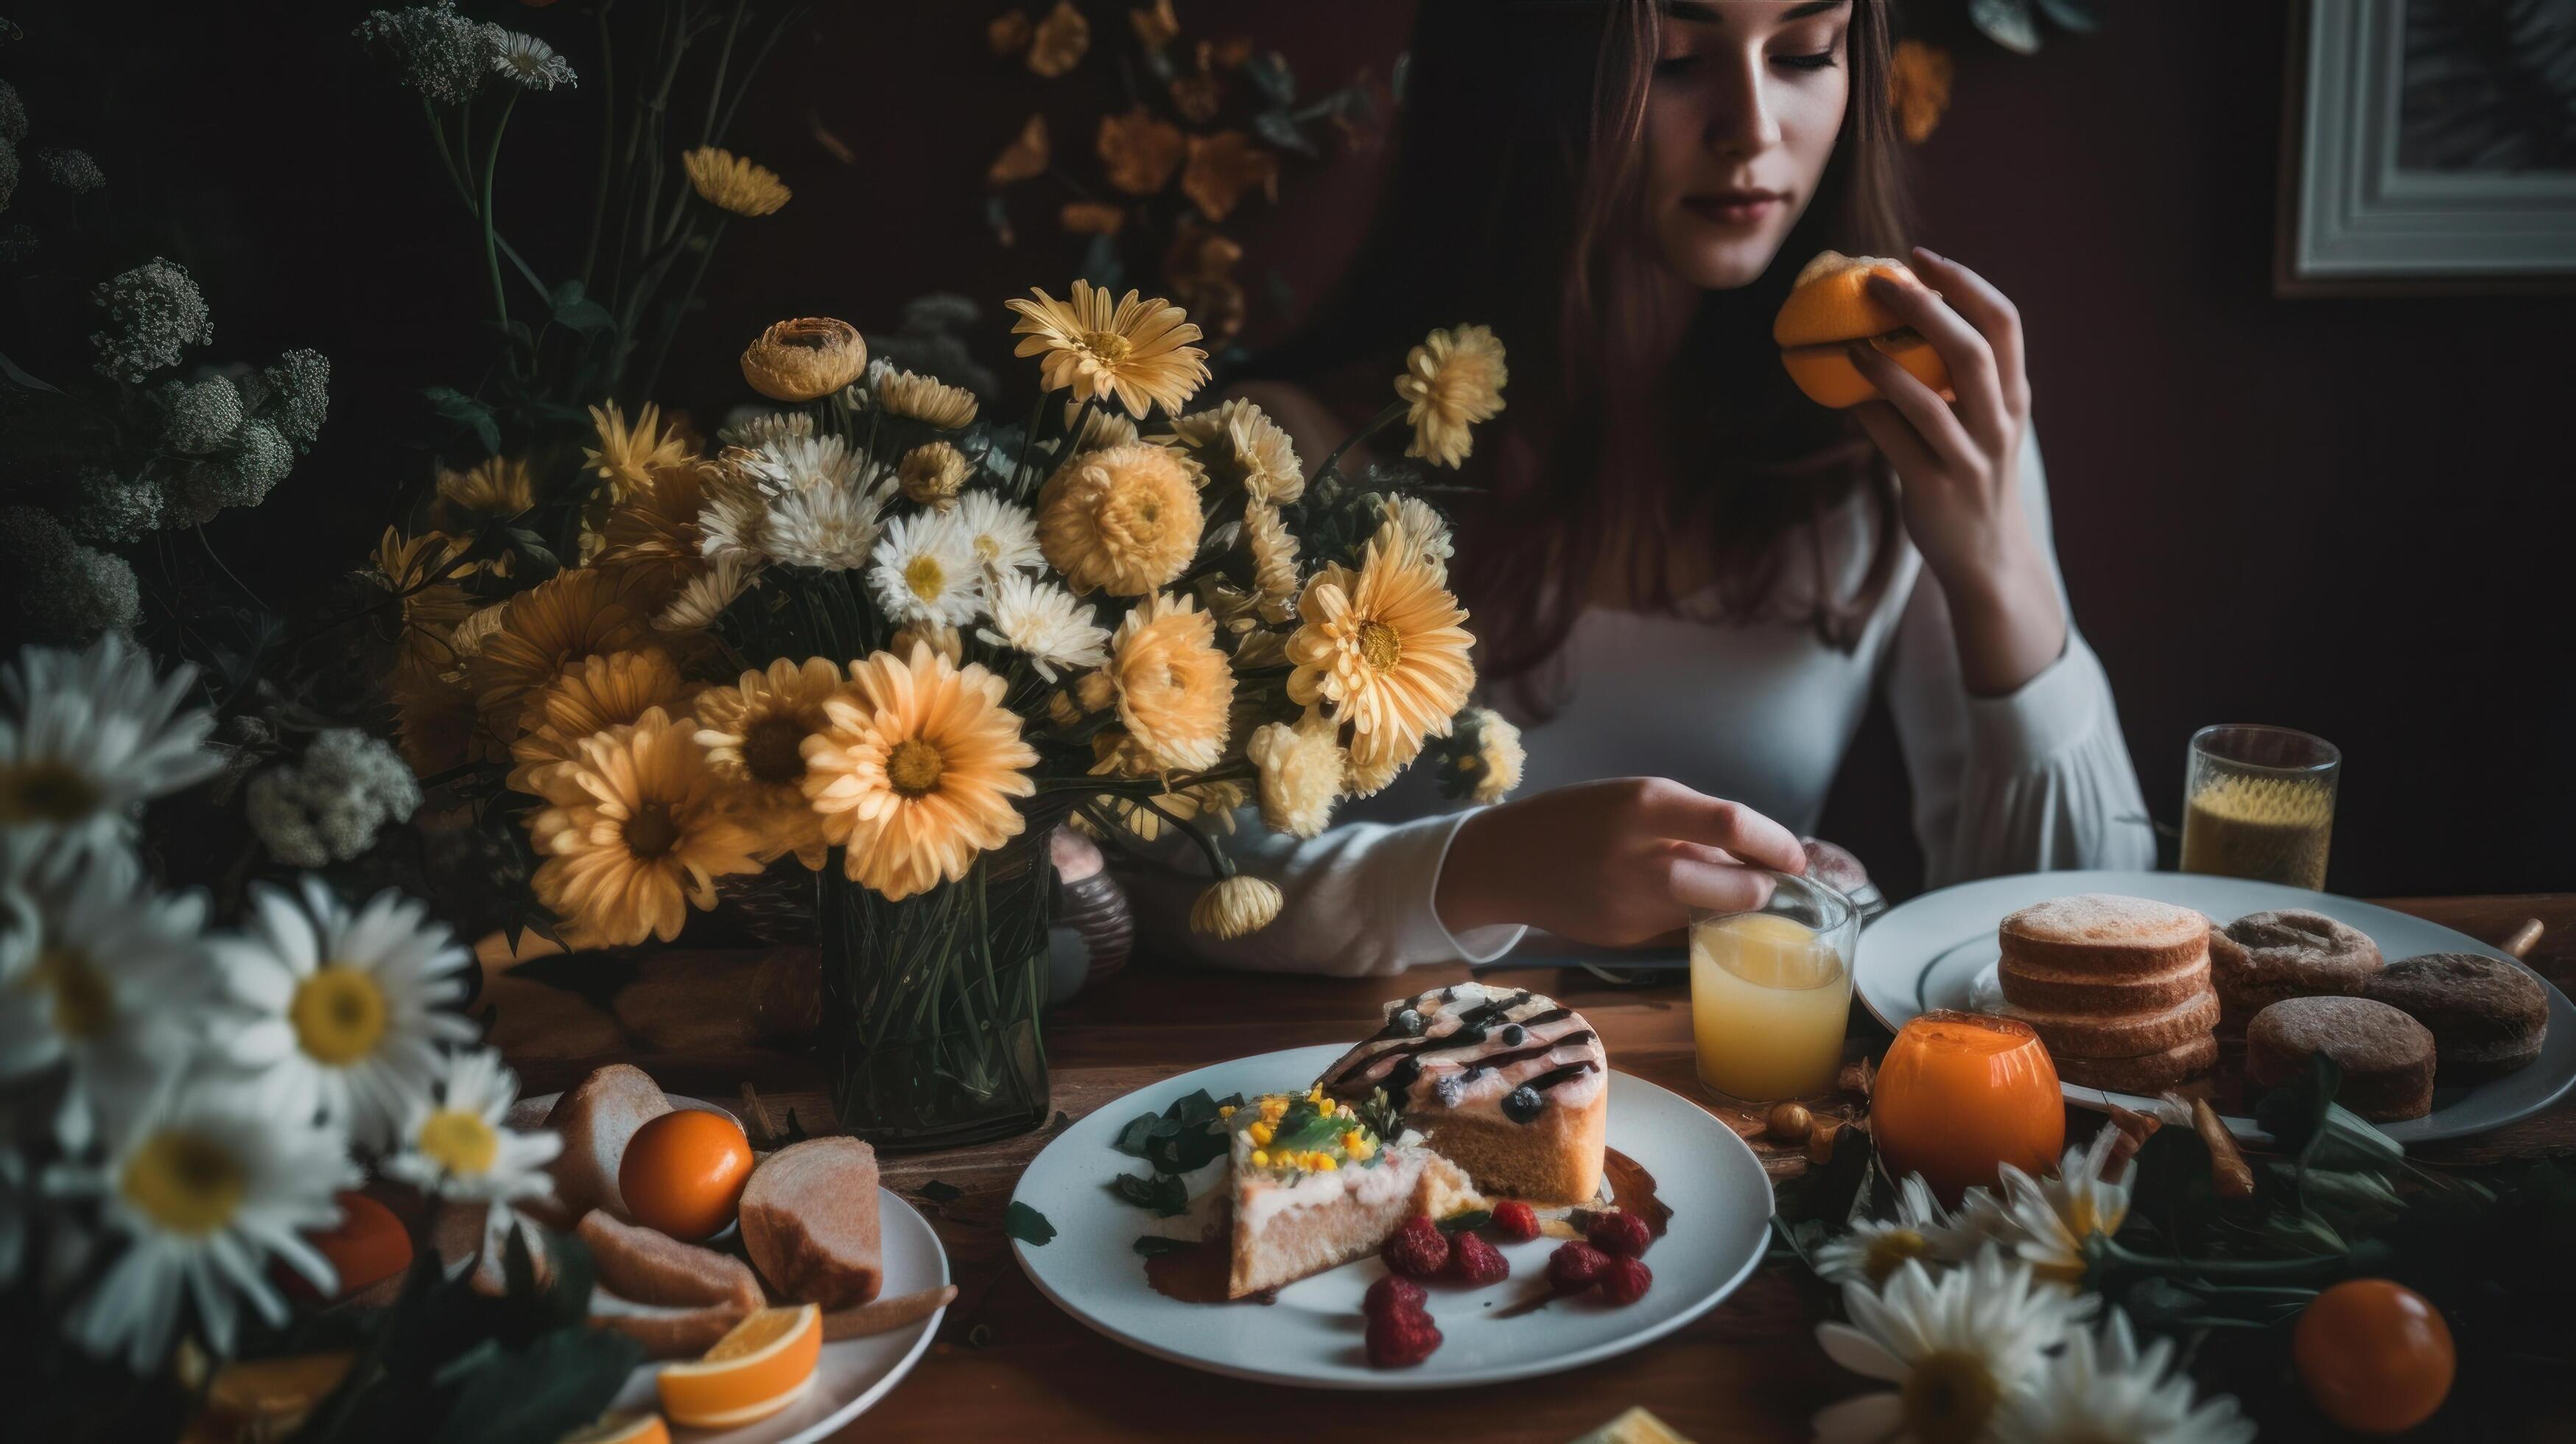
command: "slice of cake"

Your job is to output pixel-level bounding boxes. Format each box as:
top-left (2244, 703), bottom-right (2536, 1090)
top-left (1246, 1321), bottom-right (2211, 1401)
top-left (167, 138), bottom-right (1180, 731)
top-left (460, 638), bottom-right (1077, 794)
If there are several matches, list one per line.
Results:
top-left (1316, 984), bottom-right (1608, 1205)
top-left (1996, 895), bottom-right (2220, 1093)
top-left (1223, 1087), bottom-right (1481, 1299)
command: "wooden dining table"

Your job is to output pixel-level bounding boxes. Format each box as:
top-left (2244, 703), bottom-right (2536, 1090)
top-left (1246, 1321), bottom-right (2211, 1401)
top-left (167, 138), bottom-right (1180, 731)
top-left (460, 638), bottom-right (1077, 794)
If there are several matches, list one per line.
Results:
top-left (477, 892), bottom-right (2575, 1442)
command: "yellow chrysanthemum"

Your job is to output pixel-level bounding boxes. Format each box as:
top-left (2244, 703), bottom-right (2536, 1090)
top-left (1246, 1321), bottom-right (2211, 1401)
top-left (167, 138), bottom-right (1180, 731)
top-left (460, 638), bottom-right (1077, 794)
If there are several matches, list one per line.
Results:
top-left (1108, 591), bottom-right (1234, 773)
top-left (596, 463), bottom-right (709, 597)
top-left (693, 656), bottom-right (845, 869)
top-left (897, 441), bottom-right (971, 509)
top-left (877, 368), bottom-right (979, 429)
top-left (1286, 519), bottom-right (1476, 774)
top-left (740, 317), bottom-right (867, 402)
top-left (465, 568), bottom-right (664, 736)
top-left (505, 649), bottom-right (697, 794)
top-left (1162, 397), bottom-right (1305, 505)
top-left (1005, 280), bottom-right (1209, 418)
top-left (583, 401), bottom-right (692, 498)
top-left (801, 645), bottom-right (1039, 901)
top-left (389, 661), bottom-right (494, 777)
top-left (683, 146), bottom-right (791, 217)
top-left (528, 708), bottom-right (765, 945)
top-left (1243, 501), bottom-right (1301, 619)
top-left (1191, 875), bottom-right (1282, 939)
top-left (1036, 441), bottom-right (1204, 597)
top-left (1395, 324), bottom-right (1509, 469)
top-left (1245, 706), bottom-right (1343, 838)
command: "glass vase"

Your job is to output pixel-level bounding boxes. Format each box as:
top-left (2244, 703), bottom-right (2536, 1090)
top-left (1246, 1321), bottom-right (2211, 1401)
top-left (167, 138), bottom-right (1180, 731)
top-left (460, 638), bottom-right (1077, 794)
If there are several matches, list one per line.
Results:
top-left (815, 824), bottom-right (1053, 1150)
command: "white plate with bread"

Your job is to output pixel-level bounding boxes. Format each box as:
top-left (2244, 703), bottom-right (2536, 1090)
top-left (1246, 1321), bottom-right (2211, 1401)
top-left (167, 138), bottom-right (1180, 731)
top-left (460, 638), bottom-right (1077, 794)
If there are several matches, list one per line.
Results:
top-left (1855, 869), bottom-right (2576, 1143)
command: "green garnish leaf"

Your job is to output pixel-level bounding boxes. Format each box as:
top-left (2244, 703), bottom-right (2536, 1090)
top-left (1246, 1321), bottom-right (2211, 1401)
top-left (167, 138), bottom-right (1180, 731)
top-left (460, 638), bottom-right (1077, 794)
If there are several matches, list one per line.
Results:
top-left (1132, 1236), bottom-right (1190, 1258)
top-left (1005, 1201), bottom-right (1057, 1246)
top-left (1436, 1210), bottom-right (1493, 1235)
top-left (1111, 1171), bottom-right (1190, 1216)
top-left (915, 1180), bottom-right (963, 1202)
top-left (1113, 1090), bottom-right (1246, 1174)
top-left (1272, 1112), bottom-right (1349, 1154)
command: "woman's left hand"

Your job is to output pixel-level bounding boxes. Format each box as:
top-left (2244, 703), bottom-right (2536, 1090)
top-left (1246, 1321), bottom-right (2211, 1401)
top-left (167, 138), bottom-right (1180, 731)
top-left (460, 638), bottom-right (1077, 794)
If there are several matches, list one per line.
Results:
top-left (1845, 246), bottom-right (2067, 696)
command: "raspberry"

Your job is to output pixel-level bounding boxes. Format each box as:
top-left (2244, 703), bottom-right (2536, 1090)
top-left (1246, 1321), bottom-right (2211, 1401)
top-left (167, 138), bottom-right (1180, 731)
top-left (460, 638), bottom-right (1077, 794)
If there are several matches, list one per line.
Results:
top-left (1444, 1229), bottom-right (1511, 1286)
top-left (1381, 1214), bottom-right (1451, 1278)
top-left (1600, 1255), bottom-right (1653, 1305)
top-left (1365, 1308), bottom-right (1444, 1368)
top-left (1587, 1210), bottom-right (1653, 1258)
top-left (1546, 1241), bottom-right (1610, 1294)
top-left (1490, 1201), bottom-right (1541, 1242)
top-left (1364, 1275), bottom-right (1428, 1317)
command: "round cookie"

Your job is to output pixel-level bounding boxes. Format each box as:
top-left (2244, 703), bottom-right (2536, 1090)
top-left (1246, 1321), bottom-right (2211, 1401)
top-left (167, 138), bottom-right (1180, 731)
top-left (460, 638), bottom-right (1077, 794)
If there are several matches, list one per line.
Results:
top-left (2245, 996), bottom-right (2435, 1121)
top-left (2210, 910), bottom-right (2383, 1027)
top-left (2364, 953), bottom-right (2549, 1085)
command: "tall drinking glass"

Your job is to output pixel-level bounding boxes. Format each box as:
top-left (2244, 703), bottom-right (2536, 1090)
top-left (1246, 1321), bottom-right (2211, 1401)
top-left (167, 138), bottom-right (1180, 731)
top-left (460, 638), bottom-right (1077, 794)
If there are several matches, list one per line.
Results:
top-left (2178, 724), bottom-right (2340, 889)
top-left (1690, 871), bottom-right (1859, 1102)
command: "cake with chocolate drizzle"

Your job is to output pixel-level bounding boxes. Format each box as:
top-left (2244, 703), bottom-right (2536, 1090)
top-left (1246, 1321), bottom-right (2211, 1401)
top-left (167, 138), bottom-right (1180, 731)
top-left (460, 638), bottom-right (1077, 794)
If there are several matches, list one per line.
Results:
top-left (1316, 983), bottom-right (1608, 1205)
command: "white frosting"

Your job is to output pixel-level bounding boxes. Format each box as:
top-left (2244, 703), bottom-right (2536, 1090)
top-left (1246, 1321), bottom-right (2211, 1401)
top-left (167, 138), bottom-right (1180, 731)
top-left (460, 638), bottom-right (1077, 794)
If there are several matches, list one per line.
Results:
top-left (1232, 1142), bottom-right (1427, 1234)
top-left (1321, 982), bottom-right (1608, 1118)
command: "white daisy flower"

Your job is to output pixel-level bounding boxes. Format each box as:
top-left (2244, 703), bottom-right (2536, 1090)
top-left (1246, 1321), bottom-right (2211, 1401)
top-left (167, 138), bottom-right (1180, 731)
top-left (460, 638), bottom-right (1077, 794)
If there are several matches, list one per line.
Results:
top-left (488, 29), bottom-right (577, 89)
top-left (954, 489), bottom-right (1044, 576)
top-left (1814, 1174), bottom-right (1978, 1289)
top-left (978, 573), bottom-right (1110, 681)
top-left (0, 846), bottom-right (211, 1149)
top-left (655, 551), bottom-right (760, 632)
top-left (1, 634), bottom-right (222, 866)
top-left (382, 1045), bottom-right (561, 1216)
top-left (1814, 1247), bottom-right (2081, 1444)
top-left (1998, 1308), bottom-right (2255, 1444)
top-left (1998, 1126), bottom-right (2133, 1286)
top-left (52, 1072), bottom-right (356, 1371)
top-left (868, 509), bottom-right (983, 627)
top-left (762, 472), bottom-right (896, 572)
top-left (211, 878), bottom-right (475, 1152)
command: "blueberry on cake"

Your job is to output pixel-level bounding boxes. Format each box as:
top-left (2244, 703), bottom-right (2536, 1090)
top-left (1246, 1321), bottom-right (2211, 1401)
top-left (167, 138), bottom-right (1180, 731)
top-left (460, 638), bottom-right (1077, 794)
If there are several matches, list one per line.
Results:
top-left (1316, 984), bottom-right (1608, 1205)
top-left (1222, 1086), bottom-right (1481, 1299)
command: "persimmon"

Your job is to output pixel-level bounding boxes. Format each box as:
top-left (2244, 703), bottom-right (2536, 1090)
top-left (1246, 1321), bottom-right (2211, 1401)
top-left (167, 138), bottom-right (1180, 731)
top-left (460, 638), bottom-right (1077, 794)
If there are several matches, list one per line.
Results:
top-left (1772, 250), bottom-right (1956, 409)
top-left (620, 1109), bottom-right (754, 1242)
top-left (2294, 1278), bottom-right (2455, 1434)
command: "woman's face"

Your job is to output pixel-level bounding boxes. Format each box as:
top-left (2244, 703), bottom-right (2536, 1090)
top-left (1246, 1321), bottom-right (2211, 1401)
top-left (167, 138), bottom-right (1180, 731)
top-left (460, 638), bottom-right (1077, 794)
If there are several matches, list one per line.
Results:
top-left (1642, 1), bottom-right (1853, 291)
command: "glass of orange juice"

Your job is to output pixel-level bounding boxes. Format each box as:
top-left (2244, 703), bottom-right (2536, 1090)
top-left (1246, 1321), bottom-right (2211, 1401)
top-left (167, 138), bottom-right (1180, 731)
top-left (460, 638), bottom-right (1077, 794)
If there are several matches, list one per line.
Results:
top-left (1690, 871), bottom-right (1859, 1103)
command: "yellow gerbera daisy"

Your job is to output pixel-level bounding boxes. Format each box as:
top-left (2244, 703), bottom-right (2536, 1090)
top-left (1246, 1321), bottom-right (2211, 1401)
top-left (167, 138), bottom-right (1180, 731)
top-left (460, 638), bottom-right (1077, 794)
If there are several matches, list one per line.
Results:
top-left (1036, 441), bottom-right (1204, 596)
top-left (505, 649), bottom-right (696, 794)
top-left (877, 368), bottom-right (979, 429)
top-left (1286, 519), bottom-right (1476, 773)
top-left (583, 401), bottom-right (692, 497)
top-left (528, 708), bottom-right (765, 945)
top-left (465, 568), bottom-right (664, 736)
top-left (1005, 280), bottom-right (1209, 417)
top-left (1162, 397), bottom-right (1305, 505)
top-left (683, 146), bottom-right (790, 217)
top-left (801, 645), bottom-right (1039, 901)
top-left (693, 656), bottom-right (846, 868)
top-left (1395, 324), bottom-right (1509, 469)
top-left (740, 317), bottom-right (866, 402)
top-left (1109, 592), bottom-right (1234, 773)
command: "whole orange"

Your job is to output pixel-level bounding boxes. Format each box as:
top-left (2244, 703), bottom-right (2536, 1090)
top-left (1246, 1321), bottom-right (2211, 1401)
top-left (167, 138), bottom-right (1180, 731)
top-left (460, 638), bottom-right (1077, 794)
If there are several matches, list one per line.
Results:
top-left (620, 1110), bottom-right (754, 1241)
top-left (2294, 1278), bottom-right (2456, 1434)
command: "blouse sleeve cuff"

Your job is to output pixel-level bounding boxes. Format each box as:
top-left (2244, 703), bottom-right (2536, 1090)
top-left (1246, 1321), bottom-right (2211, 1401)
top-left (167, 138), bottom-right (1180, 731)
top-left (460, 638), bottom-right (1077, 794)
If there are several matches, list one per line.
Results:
top-left (1962, 630), bottom-right (2113, 768)
top-left (1383, 810), bottom-right (1528, 967)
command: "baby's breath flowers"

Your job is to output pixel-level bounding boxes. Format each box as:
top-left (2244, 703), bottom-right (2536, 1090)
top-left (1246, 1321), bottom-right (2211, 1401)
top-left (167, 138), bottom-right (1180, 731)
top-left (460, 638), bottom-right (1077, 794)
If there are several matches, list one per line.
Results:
top-left (1191, 873), bottom-right (1282, 939)
top-left (1036, 441), bottom-right (1204, 595)
top-left (1397, 323), bottom-right (1509, 469)
top-left (355, 1), bottom-right (503, 106)
top-left (685, 145), bottom-right (791, 218)
top-left (739, 316), bottom-right (865, 401)
top-left (801, 646), bottom-right (1038, 902)
top-left (89, 258), bottom-right (211, 383)
top-left (876, 366), bottom-right (980, 429)
top-left (245, 728), bottom-right (424, 866)
top-left (1006, 280), bottom-right (1210, 417)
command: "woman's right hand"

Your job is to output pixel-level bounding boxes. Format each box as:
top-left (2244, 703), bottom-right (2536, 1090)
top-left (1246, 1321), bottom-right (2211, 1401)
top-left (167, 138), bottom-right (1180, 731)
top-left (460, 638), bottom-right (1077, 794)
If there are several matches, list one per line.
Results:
top-left (1434, 778), bottom-right (1808, 947)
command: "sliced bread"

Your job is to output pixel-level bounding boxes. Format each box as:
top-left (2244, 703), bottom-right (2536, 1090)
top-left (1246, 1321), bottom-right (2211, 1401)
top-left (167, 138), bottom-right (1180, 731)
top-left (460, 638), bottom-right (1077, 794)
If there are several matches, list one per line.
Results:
top-left (739, 1137), bottom-right (883, 1309)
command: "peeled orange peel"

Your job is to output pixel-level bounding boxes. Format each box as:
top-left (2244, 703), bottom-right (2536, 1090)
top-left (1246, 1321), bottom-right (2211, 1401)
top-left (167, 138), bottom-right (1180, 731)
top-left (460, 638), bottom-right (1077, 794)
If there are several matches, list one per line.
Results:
top-left (655, 1303), bottom-right (822, 1430)
top-left (1773, 250), bottom-right (1956, 409)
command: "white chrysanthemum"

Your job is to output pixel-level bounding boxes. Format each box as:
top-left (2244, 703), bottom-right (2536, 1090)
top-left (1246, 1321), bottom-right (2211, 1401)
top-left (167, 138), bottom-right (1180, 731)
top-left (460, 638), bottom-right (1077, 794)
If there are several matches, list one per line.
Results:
top-left (1814, 1247), bottom-right (2082, 1444)
top-left (868, 510), bottom-right (984, 627)
top-left (955, 489), bottom-right (1045, 576)
top-left (762, 471), bottom-right (896, 571)
top-left (1997, 1308), bottom-right (2255, 1444)
top-left (51, 1073), bottom-right (356, 1371)
top-left (244, 729), bottom-right (422, 867)
top-left (488, 29), bottom-right (577, 89)
top-left (656, 551), bottom-right (759, 632)
top-left (1, 634), bottom-right (222, 866)
top-left (382, 1045), bottom-right (561, 1215)
top-left (1383, 494), bottom-right (1453, 582)
top-left (211, 879), bottom-right (476, 1152)
top-left (0, 847), bottom-right (211, 1149)
top-left (1997, 1126), bottom-right (2133, 1286)
top-left (716, 410), bottom-right (814, 450)
top-left (978, 573), bottom-right (1109, 681)
top-left (736, 432), bottom-right (864, 497)
top-left (1815, 1174), bottom-right (1980, 1289)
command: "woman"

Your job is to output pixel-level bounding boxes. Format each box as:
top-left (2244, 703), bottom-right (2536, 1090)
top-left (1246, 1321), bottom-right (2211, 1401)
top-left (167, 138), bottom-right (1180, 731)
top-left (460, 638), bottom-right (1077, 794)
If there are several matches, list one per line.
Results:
top-left (1140, 0), bottom-right (2154, 974)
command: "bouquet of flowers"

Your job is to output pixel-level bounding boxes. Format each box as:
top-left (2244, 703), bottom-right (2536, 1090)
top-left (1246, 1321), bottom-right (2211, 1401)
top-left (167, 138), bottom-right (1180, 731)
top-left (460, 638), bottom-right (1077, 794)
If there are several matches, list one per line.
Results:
top-left (376, 279), bottom-right (1520, 1145)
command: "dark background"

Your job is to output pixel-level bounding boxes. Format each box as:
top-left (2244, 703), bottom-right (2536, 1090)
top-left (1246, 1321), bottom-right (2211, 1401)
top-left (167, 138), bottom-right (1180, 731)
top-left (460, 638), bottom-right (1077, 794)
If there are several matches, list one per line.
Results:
top-left (7, 0), bottom-right (2570, 899)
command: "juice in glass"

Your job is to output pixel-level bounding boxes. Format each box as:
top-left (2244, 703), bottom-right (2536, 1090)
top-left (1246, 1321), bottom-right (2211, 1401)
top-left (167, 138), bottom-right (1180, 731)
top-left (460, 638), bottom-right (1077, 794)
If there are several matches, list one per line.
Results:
top-left (1691, 874), bottom-right (1858, 1101)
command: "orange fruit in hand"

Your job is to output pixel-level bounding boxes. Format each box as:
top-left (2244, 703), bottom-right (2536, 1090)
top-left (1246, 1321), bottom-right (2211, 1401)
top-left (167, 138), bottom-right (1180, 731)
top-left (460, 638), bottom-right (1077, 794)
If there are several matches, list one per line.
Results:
top-left (619, 1110), bottom-right (754, 1242)
top-left (656, 1304), bottom-right (822, 1429)
top-left (1772, 249), bottom-right (1956, 410)
top-left (2294, 1278), bottom-right (2456, 1434)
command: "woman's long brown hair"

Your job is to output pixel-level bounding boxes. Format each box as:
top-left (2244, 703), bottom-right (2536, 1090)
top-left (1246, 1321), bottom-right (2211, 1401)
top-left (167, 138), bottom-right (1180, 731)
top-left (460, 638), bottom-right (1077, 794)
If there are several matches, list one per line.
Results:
top-left (1260, 0), bottom-right (1912, 715)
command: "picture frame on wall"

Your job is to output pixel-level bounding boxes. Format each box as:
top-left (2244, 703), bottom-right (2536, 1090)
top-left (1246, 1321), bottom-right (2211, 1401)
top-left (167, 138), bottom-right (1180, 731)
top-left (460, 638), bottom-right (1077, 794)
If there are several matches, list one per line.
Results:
top-left (2278, 0), bottom-right (2576, 295)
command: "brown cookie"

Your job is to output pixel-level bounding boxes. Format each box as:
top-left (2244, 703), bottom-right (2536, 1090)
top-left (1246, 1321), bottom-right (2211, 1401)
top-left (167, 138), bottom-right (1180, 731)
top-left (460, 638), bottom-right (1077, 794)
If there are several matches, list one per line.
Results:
top-left (2365, 953), bottom-right (2549, 1085)
top-left (2245, 995), bottom-right (2434, 1121)
top-left (2211, 910), bottom-right (2384, 1027)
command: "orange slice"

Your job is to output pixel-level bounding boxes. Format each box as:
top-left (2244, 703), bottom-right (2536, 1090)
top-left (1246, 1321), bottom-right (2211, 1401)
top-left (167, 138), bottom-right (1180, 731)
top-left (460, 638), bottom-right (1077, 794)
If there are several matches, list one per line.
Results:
top-left (655, 1303), bottom-right (821, 1429)
top-left (559, 1412), bottom-right (671, 1444)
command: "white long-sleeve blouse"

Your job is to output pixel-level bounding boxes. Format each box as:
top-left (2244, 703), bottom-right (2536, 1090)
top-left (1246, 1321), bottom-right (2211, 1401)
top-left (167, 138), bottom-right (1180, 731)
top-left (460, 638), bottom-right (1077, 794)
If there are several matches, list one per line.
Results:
top-left (1125, 425), bottom-right (2158, 976)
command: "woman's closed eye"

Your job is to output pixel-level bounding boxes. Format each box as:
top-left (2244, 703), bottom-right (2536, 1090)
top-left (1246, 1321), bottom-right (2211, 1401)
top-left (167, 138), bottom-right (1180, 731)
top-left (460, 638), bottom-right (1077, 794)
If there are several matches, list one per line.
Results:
top-left (1771, 48), bottom-right (1839, 72)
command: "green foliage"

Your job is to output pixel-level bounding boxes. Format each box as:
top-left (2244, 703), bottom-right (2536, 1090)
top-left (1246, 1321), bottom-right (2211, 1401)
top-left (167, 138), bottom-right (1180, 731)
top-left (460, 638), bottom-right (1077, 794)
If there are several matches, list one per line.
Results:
top-left (1004, 1201), bottom-right (1057, 1247)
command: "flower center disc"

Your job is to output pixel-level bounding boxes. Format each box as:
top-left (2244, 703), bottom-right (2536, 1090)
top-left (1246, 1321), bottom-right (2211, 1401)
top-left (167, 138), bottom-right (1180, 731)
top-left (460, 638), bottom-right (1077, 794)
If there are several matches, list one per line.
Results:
top-left (905, 555), bottom-right (947, 603)
top-left (1356, 620), bottom-right (1403, 671)
top-left (623, 802), bottom-right (684, 860)
top-left (885, 737), bottom-right (945, 796)
top-left (122, 1129), bottom-right (248, 1238)
top-left (1081, 331), bottom-right (1134, 365)
top-left (1900, 1350), bottom-right (2001, 1444)
top-left (417, 1108), bottom-right (500, 1176)
top-left (28, 945), bottom-right (117, 1040)
top-left (741, 715), bottom-right (809, 786)
top-left (1864, 1229), bottom-right (1927, 1286)
top-left (291, 965), bottom-right (390, 1068)
top-left (0, 759), bottom-right (102, 824)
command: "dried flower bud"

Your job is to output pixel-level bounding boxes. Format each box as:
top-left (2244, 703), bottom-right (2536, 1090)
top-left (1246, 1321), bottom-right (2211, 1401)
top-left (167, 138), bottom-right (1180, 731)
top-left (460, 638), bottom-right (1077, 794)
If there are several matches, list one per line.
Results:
top-left (740, 317), bottom-right (865, 401)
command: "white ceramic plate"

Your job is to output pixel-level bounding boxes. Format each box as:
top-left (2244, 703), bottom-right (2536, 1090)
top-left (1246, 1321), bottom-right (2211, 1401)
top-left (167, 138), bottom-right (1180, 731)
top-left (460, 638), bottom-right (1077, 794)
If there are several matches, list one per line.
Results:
top-left (1009, 1043), bottom-right (1774, 1389)
top-left (1854, 869), bottom-right (2576, 1143)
